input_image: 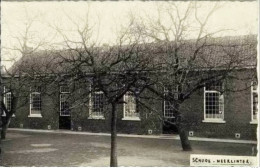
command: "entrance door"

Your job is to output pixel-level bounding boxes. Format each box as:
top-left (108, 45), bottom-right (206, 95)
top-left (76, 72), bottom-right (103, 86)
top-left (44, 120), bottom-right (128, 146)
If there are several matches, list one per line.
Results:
top-left (59, 115), bottom-right (71, 129)
top-left (59, 90), bottom-right (71, 130)
top-left (163, 95), bottom-right (178, 134)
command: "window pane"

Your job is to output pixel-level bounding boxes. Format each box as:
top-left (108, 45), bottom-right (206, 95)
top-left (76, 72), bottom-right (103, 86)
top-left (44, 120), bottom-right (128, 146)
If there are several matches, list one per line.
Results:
top-left (31, 93), bottom-right (41, 114)
top-left (6, 93), bottom-right (12, 111)
top-left (253, 92), bottom-right (258, 120)
top-left (124, 92), bottom-right (138, 118)
top-left (164, 87), bottom-right (176, 118)
top-left (60, 93), bottom-right (70, 116)
top-left (164, 100), bottom-right (175, 118)
top-left (91, 92), bottom-right (104, 117)
top-left (252, 80), bottom-right (258, 121)
top-left (205, 91), bottom-right (224, 119)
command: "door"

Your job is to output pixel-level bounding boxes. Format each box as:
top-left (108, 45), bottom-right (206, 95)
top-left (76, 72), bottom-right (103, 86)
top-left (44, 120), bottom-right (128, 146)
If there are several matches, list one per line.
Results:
top-left (59, 92), bottom-right (71, 129)
top-left (59, 115), bottom-right (71, 129)
top-left (163, 96), bottom-right (178, 134)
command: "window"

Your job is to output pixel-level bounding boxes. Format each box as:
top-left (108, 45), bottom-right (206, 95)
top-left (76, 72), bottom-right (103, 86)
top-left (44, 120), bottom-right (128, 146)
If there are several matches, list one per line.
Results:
top-left (123, 91), bottom-right (140, 120)
top-left (164, 100), bottom-right (175, 118)
top-left (89, 91), bottom-right (104, 119)
top-left (2, 87), bottom-right (12, 117)
top-left (164, 87), bottom-right (177, 118)
top-left (29, 86), bottom-right (42, 117)
top-left (203, 81), bottom-right (225, 123)
top-left (60, 86), bottom-right (70, 116)
top-left (251, 81), bottom-right (258, 124)
top-left (5, 92), bottom-right (12, 112)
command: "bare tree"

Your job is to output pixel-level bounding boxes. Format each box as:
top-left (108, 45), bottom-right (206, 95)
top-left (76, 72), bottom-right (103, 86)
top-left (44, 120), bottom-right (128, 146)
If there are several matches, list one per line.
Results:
top-left (129, 1), bottom-right (257, 151)
top-left (47, 2), bottom-right (256, 163)
top-left (2, 2), bottom-right (256, 166)
top-left (1, 52), bottom-right (58, 139)
top-left (47, 10), bottom-right (165, 166)
top-left (0, 9), bottom-right (54, 139)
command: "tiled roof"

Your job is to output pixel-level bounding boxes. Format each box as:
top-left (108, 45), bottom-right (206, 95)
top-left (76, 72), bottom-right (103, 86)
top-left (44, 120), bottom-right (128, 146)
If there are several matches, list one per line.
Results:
top-left (8, 35), bottom-right (257, 75)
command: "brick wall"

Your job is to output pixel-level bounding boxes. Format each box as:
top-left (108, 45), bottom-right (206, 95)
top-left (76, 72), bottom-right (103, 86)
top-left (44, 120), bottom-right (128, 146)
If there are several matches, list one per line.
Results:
top-left (7, 69), bottom-right (257, 140)
top-left (181, 69), bottom-right (257, 140)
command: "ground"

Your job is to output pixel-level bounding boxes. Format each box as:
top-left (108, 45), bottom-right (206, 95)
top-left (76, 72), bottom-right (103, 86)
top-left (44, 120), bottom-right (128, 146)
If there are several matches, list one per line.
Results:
top-left (1, 130), bottom-right (257, 167)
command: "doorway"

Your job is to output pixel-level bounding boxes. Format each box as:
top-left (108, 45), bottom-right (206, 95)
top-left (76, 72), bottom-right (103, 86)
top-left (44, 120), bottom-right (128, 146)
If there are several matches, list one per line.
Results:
top-left (59, 115), bottom-right (71, 129)
top-left (59, 91), bottom-right (71, 129)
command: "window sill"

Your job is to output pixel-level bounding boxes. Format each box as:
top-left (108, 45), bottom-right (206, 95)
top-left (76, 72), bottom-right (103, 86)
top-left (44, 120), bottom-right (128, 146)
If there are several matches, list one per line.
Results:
top-left (60, 114), bottom-right (71, 117)
top-left (88, 116), bottom-right (105, 120)
top-left (164, 116), bottom-right (176, 119)
top-left (28, 114), bottom-right (42, 118)
top-left (1, 114), bottom-right (15, 117)
top-left (202, 119), bottom-right (226, 123)
top-left (250, 121), bottom-right (258, 124)
top-left (122, 117), bottom-right (141, 121)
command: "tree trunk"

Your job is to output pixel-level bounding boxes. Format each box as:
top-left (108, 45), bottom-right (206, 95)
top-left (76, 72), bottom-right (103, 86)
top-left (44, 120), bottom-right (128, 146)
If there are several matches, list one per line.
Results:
top-left (1, 116), bottom-right (11, 140)
top-left (177, 122), bottom-right (192, 151)
top-left (0, 117), bottom-right (1, 162)
top-left (0, 124), bottom-right (1, 163)
top-left (1, 96), bottom-right (18, 140)
top-left (110, 103), bottom-right (118, 167)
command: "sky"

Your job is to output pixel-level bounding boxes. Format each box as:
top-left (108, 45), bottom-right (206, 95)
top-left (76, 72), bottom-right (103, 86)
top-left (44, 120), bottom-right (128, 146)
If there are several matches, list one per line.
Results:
top-left (1, 1), bottom-right (258, 69)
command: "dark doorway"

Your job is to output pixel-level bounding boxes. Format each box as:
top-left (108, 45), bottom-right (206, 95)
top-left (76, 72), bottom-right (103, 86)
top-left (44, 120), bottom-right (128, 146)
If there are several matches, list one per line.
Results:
top-left (59, 87), bottom-right (71, 130)
top-left (162, 117), bottom-right (178, 134)
top-left (59, 116), bottom-right (71, 129)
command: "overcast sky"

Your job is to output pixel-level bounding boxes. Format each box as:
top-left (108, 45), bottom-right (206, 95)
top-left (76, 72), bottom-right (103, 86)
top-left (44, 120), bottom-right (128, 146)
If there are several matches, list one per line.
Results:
top-left (1, 1), bottom-right (258, 68)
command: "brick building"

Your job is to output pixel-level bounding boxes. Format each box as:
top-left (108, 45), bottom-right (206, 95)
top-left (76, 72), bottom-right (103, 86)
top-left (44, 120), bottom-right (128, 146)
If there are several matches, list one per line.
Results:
top-left (3, 35), bottom-right (258, 140)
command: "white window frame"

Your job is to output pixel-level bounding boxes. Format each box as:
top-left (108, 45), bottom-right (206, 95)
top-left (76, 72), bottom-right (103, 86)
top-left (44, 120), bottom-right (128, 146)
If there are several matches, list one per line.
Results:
top-left (122, 91), bottom-right (140, 121)
top-left (250, 81), bottom-right (258, 124)
top-left (163, 87), bottom-right (177, 119)
top-left (203, 83), bottom-right (225, 123)
top-left (28, 87), bottom-right (42, 118)
top-left (2, 86), bottom-right (15, 117)
top-left (2, 86), bottom-right (7, 117)
top-left (60, 86), bottom-right (70, 116)
top-left (88, 90), bottom-right (105, 119)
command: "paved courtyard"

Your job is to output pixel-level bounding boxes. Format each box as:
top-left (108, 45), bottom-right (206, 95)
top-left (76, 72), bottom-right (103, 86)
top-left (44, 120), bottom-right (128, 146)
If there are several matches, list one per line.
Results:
top-left (1, 130), bottom-right (257, 166)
